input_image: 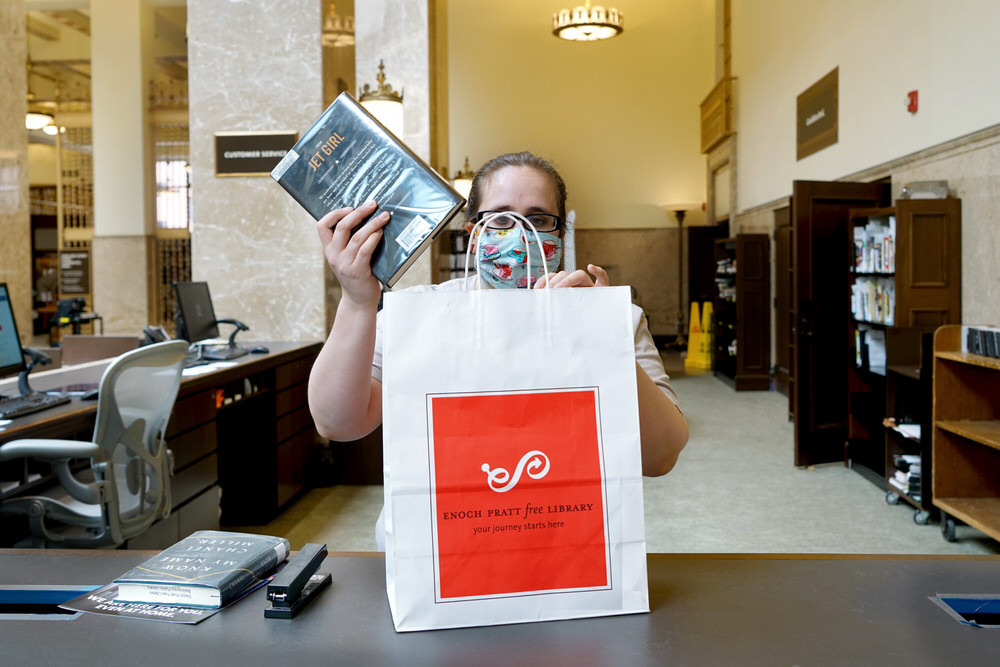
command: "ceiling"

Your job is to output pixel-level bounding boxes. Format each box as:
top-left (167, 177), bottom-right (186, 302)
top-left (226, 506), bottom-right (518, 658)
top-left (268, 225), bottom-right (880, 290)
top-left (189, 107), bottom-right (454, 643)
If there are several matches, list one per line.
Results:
top-left (25, 5), bottom-right (188, 108)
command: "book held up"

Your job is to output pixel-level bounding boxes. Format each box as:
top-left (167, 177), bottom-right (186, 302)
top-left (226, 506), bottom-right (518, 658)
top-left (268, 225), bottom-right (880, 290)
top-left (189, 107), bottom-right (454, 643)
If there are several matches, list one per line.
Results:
top-left (113, 530), bottom-right (290, 608)
top-left (271, 91), bottom-right (466, 288)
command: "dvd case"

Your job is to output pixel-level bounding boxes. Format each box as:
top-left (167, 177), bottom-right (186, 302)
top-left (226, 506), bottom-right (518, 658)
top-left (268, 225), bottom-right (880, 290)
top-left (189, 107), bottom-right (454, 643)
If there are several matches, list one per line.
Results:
top-left (271, 92), bottom-right (466, 288)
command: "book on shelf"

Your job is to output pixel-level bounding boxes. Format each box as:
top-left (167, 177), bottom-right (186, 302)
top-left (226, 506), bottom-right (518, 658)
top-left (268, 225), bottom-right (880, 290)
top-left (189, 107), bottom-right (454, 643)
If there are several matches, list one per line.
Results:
top-left (892, 452), bottom-right (921, 473)
top-left (855, 327), bottom-right (886, 371)
top-left (894, 469), bottom-right (921, 483)
top-left (113, 530), bottom-right (290, 608)
top-left (271, 91), bottom-right (466, 288)
top-left (851, 278), bottom-right (895, 325)
top-left (853, 216), bottom-right (896, 274)
top-left (962, 325), bottom-right (1000, 359)
top-left (888, 475), bottom-right (921, 499)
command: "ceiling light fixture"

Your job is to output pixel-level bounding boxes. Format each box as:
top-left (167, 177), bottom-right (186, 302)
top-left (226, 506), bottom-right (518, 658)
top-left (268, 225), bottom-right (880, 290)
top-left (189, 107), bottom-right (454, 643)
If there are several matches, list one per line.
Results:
top-left (359, 60), bottom-right (404, 137)
top-left (553, 1), bottom-right (623, 42)
top-left (25, 58), bottom-right (55, 131)
top-left (452, 157), bottom-right (475, 200)
top-left (25, 110), bottom-right (54, 131)
top-left (322, 2), bottom-right (355, 48)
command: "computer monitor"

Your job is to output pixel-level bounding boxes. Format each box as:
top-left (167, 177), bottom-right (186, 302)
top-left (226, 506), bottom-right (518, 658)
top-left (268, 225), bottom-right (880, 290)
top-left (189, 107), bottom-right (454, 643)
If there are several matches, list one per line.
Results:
top-left (173, 281), bottom-right (248, 361)
top-left (173, 281), bottom-right (220, 343)
top-left (0, 283), bottom-right (27, 380)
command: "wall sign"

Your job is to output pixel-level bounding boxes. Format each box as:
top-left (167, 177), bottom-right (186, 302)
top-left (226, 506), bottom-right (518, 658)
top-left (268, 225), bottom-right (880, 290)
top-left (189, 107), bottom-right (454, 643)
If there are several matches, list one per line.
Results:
top-left (796, 67), bottom-right (838, 161)
top-left (214, 131), bottom-right (298, 176)
top-left (60, 250), bottom-right (90, 295)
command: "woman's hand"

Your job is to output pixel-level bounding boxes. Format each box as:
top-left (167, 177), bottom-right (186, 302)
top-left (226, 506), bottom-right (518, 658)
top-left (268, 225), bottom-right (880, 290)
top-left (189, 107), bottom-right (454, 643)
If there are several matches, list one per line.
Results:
top-left (317, 201), bottom-right (390, 308)
top-left (536, 264), bottom-right (610, 289)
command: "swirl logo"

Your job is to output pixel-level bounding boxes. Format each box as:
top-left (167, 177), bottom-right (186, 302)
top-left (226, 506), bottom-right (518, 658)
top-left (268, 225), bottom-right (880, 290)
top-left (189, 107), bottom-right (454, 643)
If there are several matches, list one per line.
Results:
top-left (481, 450), bottom-right (551, 493)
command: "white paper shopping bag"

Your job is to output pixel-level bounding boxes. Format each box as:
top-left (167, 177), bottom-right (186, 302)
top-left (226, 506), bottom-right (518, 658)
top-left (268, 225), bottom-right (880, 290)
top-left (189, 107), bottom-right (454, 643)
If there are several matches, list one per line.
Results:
top-left (381, 286), bottom-right (648, 632)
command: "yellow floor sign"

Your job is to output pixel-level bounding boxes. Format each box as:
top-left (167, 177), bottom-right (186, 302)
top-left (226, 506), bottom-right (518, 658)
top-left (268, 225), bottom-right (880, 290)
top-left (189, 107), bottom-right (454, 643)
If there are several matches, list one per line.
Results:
top-left (684, 301), bottom-right (713, 370)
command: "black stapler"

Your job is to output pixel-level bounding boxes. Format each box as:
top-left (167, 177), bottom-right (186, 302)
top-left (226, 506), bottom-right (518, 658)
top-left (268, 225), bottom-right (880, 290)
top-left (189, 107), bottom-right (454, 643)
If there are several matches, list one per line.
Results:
top-left (264, 542), bottom-right (331, 619)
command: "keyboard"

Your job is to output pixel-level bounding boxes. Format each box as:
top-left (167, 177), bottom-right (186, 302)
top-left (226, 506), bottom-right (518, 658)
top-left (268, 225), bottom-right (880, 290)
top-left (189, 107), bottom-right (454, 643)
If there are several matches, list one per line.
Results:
top-left (203, 346), bottom-right (248, 361)
top-left (0, 392), bottom-right (73, 419)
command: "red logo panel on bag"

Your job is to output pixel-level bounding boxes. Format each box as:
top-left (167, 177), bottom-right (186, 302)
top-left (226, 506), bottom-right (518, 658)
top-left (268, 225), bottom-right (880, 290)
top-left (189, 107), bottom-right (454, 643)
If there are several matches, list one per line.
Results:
top-left (428, 388), bottom-right (610, 601)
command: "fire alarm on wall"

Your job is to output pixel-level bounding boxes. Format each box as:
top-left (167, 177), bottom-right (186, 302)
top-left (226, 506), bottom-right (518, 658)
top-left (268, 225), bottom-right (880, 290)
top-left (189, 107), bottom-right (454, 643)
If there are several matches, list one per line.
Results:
top-left (907, 90), bottom-right (919, 113)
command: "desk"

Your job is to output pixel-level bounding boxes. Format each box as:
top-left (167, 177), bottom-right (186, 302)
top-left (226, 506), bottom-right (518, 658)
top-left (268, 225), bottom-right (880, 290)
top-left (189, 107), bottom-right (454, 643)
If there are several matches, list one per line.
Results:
top-left (2, 551), bottom-right (1000, 665)
top-left (0, 341), bottom-right (322, 547)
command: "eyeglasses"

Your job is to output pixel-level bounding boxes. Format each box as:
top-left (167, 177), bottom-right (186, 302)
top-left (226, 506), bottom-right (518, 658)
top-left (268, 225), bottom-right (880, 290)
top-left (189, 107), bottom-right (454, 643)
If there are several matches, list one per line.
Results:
top-left (476, 210), bottom-right (561, 232)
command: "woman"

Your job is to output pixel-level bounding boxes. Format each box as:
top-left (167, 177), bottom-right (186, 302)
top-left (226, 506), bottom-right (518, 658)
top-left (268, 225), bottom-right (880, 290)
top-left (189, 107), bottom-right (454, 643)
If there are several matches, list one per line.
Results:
top-left (308, 151), bottom-right (688, 478)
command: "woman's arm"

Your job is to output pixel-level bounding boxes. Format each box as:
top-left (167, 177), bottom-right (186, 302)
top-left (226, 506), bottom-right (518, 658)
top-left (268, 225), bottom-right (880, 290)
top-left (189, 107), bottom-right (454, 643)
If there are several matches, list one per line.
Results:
top-left (540, 264), bottom-right (690, 476)
top-left (307, 202), bottom-right (390, 441)
top-left (634, 366), bottom-right (688, 476)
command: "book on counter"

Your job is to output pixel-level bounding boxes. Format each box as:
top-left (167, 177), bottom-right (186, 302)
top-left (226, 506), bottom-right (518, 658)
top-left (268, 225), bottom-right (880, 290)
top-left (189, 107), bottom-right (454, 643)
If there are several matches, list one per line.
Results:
top-left (271, 91), bottom-right (466, 288)
top-left (113, 530), bottom-right (290, 608)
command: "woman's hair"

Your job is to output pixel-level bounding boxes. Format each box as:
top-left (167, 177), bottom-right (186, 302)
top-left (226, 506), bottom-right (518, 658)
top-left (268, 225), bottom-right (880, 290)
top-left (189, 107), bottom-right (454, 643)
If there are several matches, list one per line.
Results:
top-left (465, 151), bottom-right (568, 224)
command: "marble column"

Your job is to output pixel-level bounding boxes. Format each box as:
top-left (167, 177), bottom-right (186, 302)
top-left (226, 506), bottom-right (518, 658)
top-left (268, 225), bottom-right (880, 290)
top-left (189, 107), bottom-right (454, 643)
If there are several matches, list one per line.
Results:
top-left (0, 1), bottom-right (32, 341)
top-left (90, 0), bottom-right (157, 334)
top-left (187, 0), bottom-right (326, 342)
top-left (355, 0), bottom-right (434, 290)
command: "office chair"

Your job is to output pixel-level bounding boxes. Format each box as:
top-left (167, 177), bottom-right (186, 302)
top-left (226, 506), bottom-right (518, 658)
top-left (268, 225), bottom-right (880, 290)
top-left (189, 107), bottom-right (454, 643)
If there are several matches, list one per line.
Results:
top-left (0, 340), bottom-right (188, 548)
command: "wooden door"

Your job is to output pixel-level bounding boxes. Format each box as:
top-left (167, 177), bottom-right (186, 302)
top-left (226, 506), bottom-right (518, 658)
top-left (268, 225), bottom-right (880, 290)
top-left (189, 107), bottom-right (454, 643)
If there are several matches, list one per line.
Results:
top-left (791, 180), bottom-right (889, 467)
top-left (773, 207), bottom-right (791, 401)
top-left (894, 198), bottom-right (962, 327)
top-left (735, 234), bottom-right (771, 390)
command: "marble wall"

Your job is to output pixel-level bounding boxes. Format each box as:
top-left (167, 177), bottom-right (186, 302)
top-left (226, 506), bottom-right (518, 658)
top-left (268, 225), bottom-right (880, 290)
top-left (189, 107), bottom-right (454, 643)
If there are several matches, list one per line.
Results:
top-left (575, 228), bottom-right (676, 337)
top-left (355, 0), bottom-right (434, 291)
top-left (187, 0), bottom-right (327, 342)
top-left (0, 1), bottom-right (32, 342)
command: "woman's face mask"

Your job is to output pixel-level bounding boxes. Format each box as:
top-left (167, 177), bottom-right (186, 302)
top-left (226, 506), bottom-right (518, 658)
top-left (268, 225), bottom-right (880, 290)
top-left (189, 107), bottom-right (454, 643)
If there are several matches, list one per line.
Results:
top-left (473, 216), bottom-right (563, 289)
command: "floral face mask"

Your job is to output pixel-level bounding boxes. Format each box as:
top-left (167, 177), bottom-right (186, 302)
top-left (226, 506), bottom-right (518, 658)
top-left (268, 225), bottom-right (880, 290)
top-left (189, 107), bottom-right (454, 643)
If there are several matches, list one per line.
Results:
top-left (470, 212), bottom-right (563, 289)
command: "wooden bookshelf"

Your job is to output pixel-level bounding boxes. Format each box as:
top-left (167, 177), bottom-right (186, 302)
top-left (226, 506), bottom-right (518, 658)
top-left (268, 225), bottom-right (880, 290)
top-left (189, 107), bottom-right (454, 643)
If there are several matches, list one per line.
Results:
top-left (712, 234), bottom-right (770, 390)
top-left (845, 199), bottom-right (961, 502)
top-left (932, 324), bottom-right (1000, 542)
top-left (879, 330), bottom-right (935, 524)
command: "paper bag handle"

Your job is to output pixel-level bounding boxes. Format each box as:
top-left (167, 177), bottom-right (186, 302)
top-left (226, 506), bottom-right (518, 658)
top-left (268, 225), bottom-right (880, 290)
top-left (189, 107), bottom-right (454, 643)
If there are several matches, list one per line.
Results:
top-left (463, 213), bottom-right (553, 290)
top-left (463, 213), bottom-right (556, 347)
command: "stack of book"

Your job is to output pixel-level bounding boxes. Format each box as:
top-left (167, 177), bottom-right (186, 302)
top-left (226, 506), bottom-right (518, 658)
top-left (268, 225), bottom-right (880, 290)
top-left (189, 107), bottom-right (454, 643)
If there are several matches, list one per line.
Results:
top-left (114, 530), bottom-right (289, 608)
top-left (58, 530), bottom-right (293, 624)
top-left (889, 453), bottom-right (921, 501)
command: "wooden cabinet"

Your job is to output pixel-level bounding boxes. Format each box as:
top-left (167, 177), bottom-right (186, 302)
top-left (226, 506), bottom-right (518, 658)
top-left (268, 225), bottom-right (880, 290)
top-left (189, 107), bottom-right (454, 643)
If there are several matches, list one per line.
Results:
top-left (216, 350), bottom-right (320, 526)
top-left (845, 199), bottom-right (961, 494)
top-left (932, 325), bottom-right (1000, 543)
top-left (713, 234), bottom-right (770, 390)
top-left (848, 198), bottom-right (962, 329)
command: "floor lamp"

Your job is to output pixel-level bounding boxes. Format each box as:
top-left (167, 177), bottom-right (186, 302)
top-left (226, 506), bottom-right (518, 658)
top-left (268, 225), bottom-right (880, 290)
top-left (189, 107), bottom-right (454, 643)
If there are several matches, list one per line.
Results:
top-left (660, 204), bottom-right (699, 349)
